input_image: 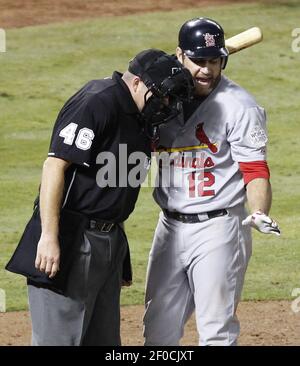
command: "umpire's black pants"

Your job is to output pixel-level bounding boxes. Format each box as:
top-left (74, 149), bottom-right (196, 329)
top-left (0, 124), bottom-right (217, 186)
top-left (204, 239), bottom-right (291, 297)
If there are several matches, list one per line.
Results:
top-left (28, 224), bottom-right (127, 346)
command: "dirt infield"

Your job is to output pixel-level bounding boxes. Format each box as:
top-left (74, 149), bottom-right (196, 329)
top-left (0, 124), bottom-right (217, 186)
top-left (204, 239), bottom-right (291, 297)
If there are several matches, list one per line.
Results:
top-left (0, 0), bottom-right (257, 29)
top-left (1, 0), bottom-right (299, 347)
top-left (0, 301), bottom-right (299, 346)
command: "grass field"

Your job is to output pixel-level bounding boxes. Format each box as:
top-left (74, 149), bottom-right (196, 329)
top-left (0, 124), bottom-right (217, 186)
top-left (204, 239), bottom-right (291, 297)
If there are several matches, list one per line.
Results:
top-left (1, 1), bottom-right (300, 310)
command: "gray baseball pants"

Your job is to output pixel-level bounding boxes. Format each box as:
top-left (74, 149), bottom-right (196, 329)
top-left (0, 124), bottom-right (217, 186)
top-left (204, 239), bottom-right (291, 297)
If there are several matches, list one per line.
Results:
top-left (28, 225), bottom-right (127, 346)
top-left (143, 204), bottom-right (252, 346)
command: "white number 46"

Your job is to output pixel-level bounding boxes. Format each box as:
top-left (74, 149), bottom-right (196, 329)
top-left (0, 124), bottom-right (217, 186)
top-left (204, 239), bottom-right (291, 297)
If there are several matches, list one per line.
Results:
top-left (59, 122), bottom-right (95, 150)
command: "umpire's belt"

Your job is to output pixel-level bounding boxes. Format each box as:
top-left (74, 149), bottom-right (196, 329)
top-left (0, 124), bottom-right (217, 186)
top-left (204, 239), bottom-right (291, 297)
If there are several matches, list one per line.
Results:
top-left (90, 219), bottom-right (115, 232)
top-left (163, 209), bottom-right (228, 223)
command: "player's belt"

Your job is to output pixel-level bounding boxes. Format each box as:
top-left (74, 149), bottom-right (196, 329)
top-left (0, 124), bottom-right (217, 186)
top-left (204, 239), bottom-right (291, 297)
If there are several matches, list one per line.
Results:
top-left (90, 219), bottom-right (115, 232)
top-left (163, 209), bottom-right (228, 223)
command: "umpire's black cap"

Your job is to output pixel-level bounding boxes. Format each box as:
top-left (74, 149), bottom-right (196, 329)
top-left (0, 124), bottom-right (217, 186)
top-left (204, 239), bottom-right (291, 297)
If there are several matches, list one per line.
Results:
top-left (128, 49), bottom-right (181, 89)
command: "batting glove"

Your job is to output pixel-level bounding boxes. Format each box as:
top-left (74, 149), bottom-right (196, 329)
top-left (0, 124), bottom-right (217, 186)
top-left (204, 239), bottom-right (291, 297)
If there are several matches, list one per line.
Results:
top-left (242, 210), bottom-right (281, 236)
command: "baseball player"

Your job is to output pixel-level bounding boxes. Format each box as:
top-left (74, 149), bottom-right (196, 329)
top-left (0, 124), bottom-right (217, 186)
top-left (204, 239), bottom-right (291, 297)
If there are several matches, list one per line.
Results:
top-left (25, 49), bottom-right (194, 346)
top-left (143, 18), bottom-right (280, 346)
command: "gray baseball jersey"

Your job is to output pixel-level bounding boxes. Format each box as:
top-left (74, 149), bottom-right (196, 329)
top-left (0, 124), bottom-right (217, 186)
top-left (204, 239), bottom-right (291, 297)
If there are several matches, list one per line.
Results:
top-left (144, 75), bottom-right (266, 345)
top-left (153, 75), bottom-right (268, 213)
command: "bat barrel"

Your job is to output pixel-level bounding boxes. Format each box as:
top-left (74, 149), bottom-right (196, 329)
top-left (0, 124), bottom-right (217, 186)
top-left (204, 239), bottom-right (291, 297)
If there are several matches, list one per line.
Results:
top-left (225, 27), bottom-right (263, 55)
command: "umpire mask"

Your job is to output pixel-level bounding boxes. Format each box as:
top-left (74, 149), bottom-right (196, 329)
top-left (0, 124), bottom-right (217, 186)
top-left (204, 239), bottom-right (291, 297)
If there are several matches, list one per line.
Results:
top-left (129, 49), bottom-right (195, 126)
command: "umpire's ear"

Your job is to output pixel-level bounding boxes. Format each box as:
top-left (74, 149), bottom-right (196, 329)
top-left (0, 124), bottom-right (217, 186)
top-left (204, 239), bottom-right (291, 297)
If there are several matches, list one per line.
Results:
top-left (129, 74), bottom-right (149, 112)
top-left (132, 75), bottom-right (141, 93)
top-left (176, 47), bottom-right (184, 64)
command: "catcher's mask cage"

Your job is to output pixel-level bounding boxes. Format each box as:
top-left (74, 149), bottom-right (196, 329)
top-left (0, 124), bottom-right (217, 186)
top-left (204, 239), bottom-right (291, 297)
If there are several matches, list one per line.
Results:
top-left (129, 49), bottom-right (195, 126)
top-left (178, 17), bottom-right (229, 69)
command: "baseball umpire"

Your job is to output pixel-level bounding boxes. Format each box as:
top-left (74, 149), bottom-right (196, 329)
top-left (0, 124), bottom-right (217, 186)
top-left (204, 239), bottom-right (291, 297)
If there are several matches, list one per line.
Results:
top-left (143, 18), bottom-right (281, 346)
top-left (24, 48), bottom-right (194, 346)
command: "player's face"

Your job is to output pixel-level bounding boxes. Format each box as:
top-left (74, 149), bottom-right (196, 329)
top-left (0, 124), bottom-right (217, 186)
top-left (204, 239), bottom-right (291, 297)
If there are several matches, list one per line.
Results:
top-left (176, 48), bottom-right (222, 96)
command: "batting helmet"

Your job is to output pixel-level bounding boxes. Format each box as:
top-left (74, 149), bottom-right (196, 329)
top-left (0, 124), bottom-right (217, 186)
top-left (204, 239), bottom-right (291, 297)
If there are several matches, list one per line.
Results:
top-left (178, 17), bottom-right (229, 69)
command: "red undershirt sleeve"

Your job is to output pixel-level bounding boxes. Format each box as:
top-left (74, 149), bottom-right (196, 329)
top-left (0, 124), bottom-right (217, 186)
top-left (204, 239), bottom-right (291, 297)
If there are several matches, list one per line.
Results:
top-left (239, 161), bottom-right (270, 185)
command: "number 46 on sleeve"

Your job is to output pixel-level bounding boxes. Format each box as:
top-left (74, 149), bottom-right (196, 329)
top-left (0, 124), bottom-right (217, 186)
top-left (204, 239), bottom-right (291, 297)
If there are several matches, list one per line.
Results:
top-left (59, 122), bottom-right (95, 151)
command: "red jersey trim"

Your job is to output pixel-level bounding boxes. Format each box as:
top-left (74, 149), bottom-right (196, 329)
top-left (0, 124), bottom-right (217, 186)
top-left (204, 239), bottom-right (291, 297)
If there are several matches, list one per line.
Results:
top-left (239, 161), bottom-right (270, 185)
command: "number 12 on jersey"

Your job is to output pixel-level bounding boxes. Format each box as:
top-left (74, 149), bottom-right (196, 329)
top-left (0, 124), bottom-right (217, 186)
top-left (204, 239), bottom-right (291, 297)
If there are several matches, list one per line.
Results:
top-left (188, 171), bottom-right (215, 197)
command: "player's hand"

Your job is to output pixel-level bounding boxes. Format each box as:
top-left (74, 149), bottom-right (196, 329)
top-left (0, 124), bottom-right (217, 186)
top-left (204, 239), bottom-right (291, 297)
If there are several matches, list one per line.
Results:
top-left (242, 210), bottom-right (281, 236)
top-left (35, 234), bottom-right (61, 278)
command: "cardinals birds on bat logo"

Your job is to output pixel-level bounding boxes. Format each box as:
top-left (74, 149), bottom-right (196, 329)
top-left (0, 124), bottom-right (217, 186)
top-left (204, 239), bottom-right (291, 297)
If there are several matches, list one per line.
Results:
top-left (195, 123), bottom-right (218, 153)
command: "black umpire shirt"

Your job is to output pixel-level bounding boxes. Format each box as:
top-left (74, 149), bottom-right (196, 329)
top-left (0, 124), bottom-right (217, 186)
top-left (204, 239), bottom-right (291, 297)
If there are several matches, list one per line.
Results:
top-left (47, 72), bottom-right (152, 223)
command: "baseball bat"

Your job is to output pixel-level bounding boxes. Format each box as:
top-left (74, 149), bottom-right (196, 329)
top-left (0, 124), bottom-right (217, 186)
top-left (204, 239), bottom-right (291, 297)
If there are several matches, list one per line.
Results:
top-left (225, 27), bottom-right (263, 54)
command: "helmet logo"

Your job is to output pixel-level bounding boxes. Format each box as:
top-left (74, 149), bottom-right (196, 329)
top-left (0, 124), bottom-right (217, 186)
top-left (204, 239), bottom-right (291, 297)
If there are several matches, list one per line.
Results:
top-left (203, 33), bottom-right (216, 47)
